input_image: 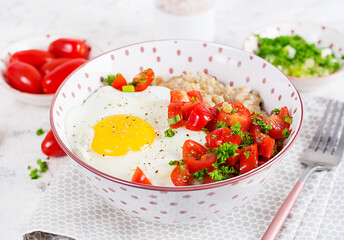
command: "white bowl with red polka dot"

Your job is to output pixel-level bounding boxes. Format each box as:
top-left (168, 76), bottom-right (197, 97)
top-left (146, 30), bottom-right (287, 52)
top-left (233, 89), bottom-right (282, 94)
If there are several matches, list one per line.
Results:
top-left (242, 22), bottom-right (344, 92)
top-left (0, 34), bottom-right (103, 106)
top-left (50, 40), bottom-right (303, 224)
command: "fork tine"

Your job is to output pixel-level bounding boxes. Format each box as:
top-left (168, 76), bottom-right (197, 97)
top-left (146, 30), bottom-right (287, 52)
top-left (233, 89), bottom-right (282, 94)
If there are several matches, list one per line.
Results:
top-left (333, 103), bottom-right (344, 156)
top-left (318, 101), bottom-right (338, 152)
top-left (308, 100), bottom-right (333, 149)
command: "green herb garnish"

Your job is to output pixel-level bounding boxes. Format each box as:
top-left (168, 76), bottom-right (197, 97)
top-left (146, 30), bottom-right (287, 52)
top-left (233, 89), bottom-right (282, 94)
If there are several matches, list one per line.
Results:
top-left (214, 121), bottom-right (228, 130)
top-left (284, 116), bottom-right (293, 124)
top-left (167, 114), bottom-right (181, 126)
top-left (36, 128), bottom-right (45, 136)
top-left (122, 85), bottom-right (135, 92)
top-left (164, 128), bottom-right (175, 137)
top-left (252, 117), bottom-right (272, 133)
top-left (282, 129), bottom-right (290, 138)
top-left (192, 168), bottom-right (208, 182)
top-left (244, 151), bottom-right (250, 159)
top-left (212, 142), bottom-right (239, 168)
top-left (272, 108), bottom-right (280, 115)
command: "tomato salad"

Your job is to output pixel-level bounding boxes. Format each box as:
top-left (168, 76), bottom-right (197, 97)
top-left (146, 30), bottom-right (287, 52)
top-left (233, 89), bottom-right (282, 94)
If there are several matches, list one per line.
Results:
top-left (165, 90), bottom-right (292, 186)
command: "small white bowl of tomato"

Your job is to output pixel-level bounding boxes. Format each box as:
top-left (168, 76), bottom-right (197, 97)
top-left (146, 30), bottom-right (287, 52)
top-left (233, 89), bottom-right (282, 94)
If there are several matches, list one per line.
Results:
top-left (0, 34), bottom-right (103, 106)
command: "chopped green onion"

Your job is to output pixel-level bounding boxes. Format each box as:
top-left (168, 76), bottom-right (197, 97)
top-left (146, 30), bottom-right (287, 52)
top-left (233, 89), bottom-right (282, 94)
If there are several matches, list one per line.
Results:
top-left (167, 114), bottom-right (181, 126)
top-left (164, 128), bottom-right (175, 137)
top-left (122, 85), bottom-right (135, 92)
top-left (282, 129), bottom-right (290, 138)
top-left (284, 116), bottom-right (293, 124)
top-left (216, 107), bottom-right (222, 112)
top-left (272, 108), bottom-right (280, 115)
top-left (36, 128), bottom-right (45, 136)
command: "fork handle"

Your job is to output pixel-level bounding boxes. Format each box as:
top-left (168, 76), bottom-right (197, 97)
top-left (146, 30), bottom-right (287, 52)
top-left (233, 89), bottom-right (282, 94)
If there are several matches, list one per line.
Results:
top-left (262, 166), bottom-right (318, 240)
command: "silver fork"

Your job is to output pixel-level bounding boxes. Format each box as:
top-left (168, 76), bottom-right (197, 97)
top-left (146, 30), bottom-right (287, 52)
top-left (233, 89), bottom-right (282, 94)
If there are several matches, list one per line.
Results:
top-left (262, 100), bottom-right (344, 240)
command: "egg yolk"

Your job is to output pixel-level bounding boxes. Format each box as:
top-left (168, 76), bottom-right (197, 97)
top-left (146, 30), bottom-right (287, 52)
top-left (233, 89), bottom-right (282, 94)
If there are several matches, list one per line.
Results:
top-left (91, 115), bottom-right (156, 156)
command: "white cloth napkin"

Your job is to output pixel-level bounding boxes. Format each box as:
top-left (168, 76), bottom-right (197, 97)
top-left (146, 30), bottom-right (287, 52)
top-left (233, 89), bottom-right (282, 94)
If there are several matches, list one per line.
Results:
top-left (22, 96), bottom-right (344, 240)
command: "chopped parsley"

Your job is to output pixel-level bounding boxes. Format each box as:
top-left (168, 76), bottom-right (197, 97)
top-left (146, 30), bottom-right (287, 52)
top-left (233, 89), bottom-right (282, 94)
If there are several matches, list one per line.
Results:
top-left (230, 122), bottom-right (243, 137)
top-left (168, 114), bottom-right (181, 126)
top-left (212, 142), bottom-right (239, 168)
top-left (192, 168), bottom-right (208, 182)
top-left (208, 166), bottom-right (236, 181)
top-left (272, 108), bottom-right (280, 115)
top-left (169, 159), bottom-right (184, 166)
top-left (102, 73), bottom-right (120, 85)
top-left (29, 169), bottom-right (39, 180)
top-left (179, 164), bottom-right (186, 172)
top-left (139, 78), bottom-right (146, 83)
top-left (282, 129), bottom-right (290, 138)
top-left (252, 117), bottom-right (272, 133)
top-left (212, 134), bottom-right (218, 139)
top-left (202, 127), bottom-right (208, 132)
top-left (214, 121), bottom-right (228, 130)
top-left (239, 133), bottom-right (254, 148)
top-left (27, 165), bottom-right (31, 170)
top-left (36, 128), bottom-right (45, 136)
top-left (164, 128), bottom-right (175, 137)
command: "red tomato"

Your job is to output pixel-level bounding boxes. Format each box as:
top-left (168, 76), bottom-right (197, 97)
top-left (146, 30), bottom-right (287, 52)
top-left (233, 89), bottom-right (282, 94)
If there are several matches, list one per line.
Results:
top-left (131, 167), bottom-right (152, 185)
top-left (170, 90), bottom-right (189, 103)
top-left (265, 114), bottom-right (290, 139)
top-left (168, 102), bottom-right (183, 129)
top-left (112, 73), bottom-right (127, 90)
top-left (41, 130), bottom-right (66, 157)
top-left (171, 164), bottom-right (191, 186)
top-left (202, 175), bottom-right (216, 184)
top-left (9, 49), bottom-right (53, 68)
top-left (6, 62), bottom-right (42, 93)
top-left (259, 136), bottom-right (275, 158)
top-left (205, 127), bottom-right (242, 150)
top-left (187, 153), bottom-right (217, 173)
top-left (182, 140), bottom-right (209, 173)
top-left (41, 58), bottom-right (87, 93)
top-left (239, 144), bottom-right (258, 174)
top-left (181, 100), bottom-right (201, 120)
top-left (205, 107), bottom-right (220, 132)
top-left (39, 58), bottom-right (71, 76)
top-left (187, 90), bottom-right (203, 102)
top-left (132, 68), bottom-right (155, 92)
top-left (227, 149), bottom-right (243, 166)
top-left (186, 105), bottom-right (212, 131)
top-left (277, 106), bottom-right (290, 119)
top-left (49, 38), bottom-right (90, 59)
top-left (248, 124), bottom-right (262, 144)
top-left (217, 102), bottom-right (251, 132)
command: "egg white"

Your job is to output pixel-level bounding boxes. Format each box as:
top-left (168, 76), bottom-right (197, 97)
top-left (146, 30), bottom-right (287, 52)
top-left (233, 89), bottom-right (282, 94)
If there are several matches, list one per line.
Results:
top-left (66, 85), bottom-right (206, 186)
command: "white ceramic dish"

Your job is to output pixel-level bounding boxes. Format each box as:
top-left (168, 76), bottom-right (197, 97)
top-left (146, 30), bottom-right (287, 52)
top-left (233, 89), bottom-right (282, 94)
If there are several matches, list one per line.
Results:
top-left (50, 40), bottom-right (303, 224)
top-left (242, 22), bottom-right (344, 92)
top-left (0, 34), bottom-right (103, 106)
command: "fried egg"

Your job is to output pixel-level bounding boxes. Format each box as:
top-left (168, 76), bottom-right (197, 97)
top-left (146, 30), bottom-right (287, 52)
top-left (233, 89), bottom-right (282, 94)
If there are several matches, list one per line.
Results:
top-left (66, 85), bottom-right (206, 186)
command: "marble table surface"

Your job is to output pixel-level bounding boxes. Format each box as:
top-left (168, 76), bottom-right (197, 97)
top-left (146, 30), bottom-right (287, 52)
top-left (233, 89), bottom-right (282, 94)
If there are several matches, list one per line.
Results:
top-left (0, 0), bottom-right (344, 239)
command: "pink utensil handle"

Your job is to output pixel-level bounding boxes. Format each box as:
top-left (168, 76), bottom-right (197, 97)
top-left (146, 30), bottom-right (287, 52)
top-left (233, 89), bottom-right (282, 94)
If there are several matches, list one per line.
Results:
top-left (262, 181), bottom-right (305, 240)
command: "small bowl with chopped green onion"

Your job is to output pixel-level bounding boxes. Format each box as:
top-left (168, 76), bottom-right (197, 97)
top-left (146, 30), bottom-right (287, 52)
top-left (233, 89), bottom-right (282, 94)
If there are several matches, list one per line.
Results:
top-left (243, 22), bottom-right (344, 91)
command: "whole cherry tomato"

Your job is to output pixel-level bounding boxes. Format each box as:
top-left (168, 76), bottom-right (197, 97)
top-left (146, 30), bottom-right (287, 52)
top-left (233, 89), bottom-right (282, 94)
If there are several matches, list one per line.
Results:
top-left (171, 164), bottom-right (191, 186)
top-left (41, 58), bottom-right (87, 93)
top-left (49, 38), bottom-right (90, 59)
top-left (41, 130), bottom-right (66, 157)
top-left (39, 58), bottom-right (71, 76)
top-left (6, 62), bottom-right (42, 93)
top-left (9, 49), bottom-right (54, 68)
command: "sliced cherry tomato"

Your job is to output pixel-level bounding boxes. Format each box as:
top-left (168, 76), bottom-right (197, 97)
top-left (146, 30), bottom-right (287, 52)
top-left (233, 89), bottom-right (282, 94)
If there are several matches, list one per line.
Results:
top-left (41, 130), bottom-right (66, 157)
top-left (217, 102), bottom-right (251, 132)
top-left (170, 90), bottom-right (189, 103)
top-left (248, 124), bottom-right (262, 144)
top-left (205, 107), bottom-right (220, 132)
top-left (186, 105), bottom-right (212, 131)
top-left (6, 62), bottom-right (42, 93)
top-left (202, 174), bottom-right (216, 184)
top-left (277, 106), bottom-right (290, 119)
top-left (227, 149), bottom-right (243, 166)
top-left (265, 114), bottom-right (290, 139)
top-left (239, 144), bottom-right (258, 174)
top-left (171, 164), bottom-right (191, 186)
top-left (112, 73), bottom-right (127, 90)
top-left (182, 140), bottom-right (209, 173)
top-left (131, 167), bottom-right (152, 185)
top-left (132, 68), bottom-right (155, 92)
top-left (187, 90), bottom-right (203, 102)
top-left (9, 49), bottom-right (54, 68)
top-left (168, 102), bottom-right (183, 129)
top-left (39, 58), bottom-right (71, 76)
top-left (49, 38), bottom-right (90, 59)
top-left (205, 127), bottom-right (242, 150)
top-left (181, 100), bottom-right (201, 120)
top-left (41, 58), bottom-right (87, 94)
top-left (187, 153), bottom-right (217, 173)
top-left (259, 136), bottom-right (275, 158)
